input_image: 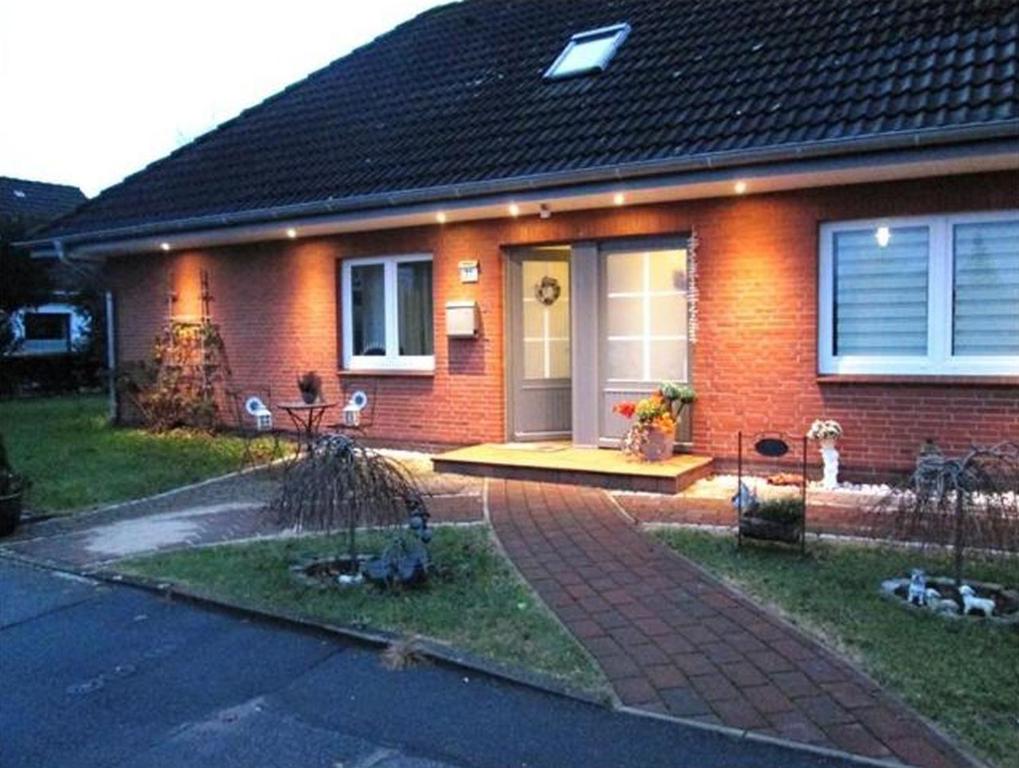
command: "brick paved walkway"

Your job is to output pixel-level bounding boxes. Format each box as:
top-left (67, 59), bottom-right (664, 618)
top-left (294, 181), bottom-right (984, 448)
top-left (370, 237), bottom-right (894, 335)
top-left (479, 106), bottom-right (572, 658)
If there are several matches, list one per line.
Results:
top-left (488, 480), bottom-right (973, 768)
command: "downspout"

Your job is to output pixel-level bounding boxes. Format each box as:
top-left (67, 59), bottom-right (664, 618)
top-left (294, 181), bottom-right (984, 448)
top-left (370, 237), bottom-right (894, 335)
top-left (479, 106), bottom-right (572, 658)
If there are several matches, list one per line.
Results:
top-left (105, 290), bottom-right (116, 424)
top-left (55, 239), bottom-right (117, 423)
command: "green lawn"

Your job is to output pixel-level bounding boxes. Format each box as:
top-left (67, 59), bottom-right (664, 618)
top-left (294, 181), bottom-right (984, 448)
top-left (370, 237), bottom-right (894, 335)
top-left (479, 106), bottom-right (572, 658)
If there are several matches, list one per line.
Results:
top-left (654, 529), bottom-right (1019, 768)
top-left (119, 525), bottom-right (608, 695)
top-left (0, 395), bottom-right (278, 513)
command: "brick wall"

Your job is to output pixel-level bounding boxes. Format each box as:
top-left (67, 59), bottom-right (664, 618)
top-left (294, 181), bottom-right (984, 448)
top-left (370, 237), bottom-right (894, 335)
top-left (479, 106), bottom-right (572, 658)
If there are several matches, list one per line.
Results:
top-left (106, 170), bottom-right (1019, 474)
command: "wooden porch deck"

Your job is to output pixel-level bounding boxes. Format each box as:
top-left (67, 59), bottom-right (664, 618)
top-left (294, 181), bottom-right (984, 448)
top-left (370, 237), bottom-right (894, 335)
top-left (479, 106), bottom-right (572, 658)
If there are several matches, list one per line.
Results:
top-left (432, 442), bottom-right (713, 494)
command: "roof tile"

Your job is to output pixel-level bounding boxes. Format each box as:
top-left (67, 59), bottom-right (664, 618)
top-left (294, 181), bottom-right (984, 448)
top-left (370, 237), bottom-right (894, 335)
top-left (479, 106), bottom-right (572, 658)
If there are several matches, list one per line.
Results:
top-left (40, 0), bottom-right (1019, 241)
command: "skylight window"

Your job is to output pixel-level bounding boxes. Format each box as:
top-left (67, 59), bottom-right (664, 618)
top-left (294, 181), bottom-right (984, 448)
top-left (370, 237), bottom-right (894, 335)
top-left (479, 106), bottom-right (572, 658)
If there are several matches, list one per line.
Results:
top-left (545, 23), bottom-right (630, 80)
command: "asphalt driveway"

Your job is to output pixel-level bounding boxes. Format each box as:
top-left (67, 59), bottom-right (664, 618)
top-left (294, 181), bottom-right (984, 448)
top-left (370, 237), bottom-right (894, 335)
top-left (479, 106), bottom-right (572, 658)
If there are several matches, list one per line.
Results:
top-left (0, 559), bottom-right (857, 768)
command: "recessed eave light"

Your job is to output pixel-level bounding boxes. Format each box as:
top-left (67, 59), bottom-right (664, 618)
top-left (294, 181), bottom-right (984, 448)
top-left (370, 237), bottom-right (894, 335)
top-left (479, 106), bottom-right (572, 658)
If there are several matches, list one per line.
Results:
top-left (734, 181), bottom-right (748, 194)
top-left (613, 192), bottom-right (626, 206)
top-left (436, 212), bottom-right (447, 224)
top-left (286, 227), bottom-right (298, 239)
top-left (159, 242), bottom-right (171, 252)
top-left (508, 203), bottom-right (521, 217)
top-left (875, 226), bottom-right (891, 248)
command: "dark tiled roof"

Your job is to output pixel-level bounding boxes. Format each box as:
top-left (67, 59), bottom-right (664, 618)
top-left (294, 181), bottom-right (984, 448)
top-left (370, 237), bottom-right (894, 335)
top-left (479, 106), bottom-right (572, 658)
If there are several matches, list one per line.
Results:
top-left (42, 0), bottom-right (1019, 241)
top-left (0, 176), bottom-right (86, 228)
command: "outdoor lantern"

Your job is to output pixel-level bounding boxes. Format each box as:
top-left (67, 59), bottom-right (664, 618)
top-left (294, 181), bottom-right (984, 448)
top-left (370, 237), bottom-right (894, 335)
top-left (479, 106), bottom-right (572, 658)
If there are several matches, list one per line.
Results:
top-left (343, 390), bottom-right (368, 426)
top-left (244, 396), bottom-right (273, 432)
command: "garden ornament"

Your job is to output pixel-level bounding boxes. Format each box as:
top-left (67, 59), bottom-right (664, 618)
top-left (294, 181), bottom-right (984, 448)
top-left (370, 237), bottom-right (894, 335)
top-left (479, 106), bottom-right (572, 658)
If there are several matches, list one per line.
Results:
top-left (244, 396), bottom-right (273, 431)
top-left (959, 585), bottom-right (995, 617)
top-left (907, 569), bottom-right (927, 606)
top-left (342, 390), bottom-right (368, 426)
top-left (924, 588), bottom-right (959, 615)
top-left (731, 481), bottom-right (759, 514)
top-left (807, 419), bottom-right (843, 490)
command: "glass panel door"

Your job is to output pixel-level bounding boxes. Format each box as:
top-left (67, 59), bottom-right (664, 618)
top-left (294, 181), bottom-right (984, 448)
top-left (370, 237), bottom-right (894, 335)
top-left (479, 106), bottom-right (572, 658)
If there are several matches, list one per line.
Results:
top-left (600, 244), bottom-right (690, 445)
top-left (508, 250), bottom-right (572, 440)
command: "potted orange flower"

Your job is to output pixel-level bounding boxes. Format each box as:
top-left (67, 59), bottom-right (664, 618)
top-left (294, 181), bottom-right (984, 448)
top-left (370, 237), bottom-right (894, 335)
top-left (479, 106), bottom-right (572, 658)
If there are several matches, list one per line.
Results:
top-left (613, 382), bottom-right (695, 461)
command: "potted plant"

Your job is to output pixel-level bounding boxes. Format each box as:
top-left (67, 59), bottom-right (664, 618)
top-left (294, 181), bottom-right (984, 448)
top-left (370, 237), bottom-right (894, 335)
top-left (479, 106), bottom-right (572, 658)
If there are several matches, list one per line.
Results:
top-left (614, 382), bottom-right (696, 461)
top-left (807, 419), bottom-right (843, 490)
top-left (739, 497), bottom-right (805, 544)
top-left (296, 371), bottom-right (322, 404)
top-left (0, 435), bottom-right (27, 537)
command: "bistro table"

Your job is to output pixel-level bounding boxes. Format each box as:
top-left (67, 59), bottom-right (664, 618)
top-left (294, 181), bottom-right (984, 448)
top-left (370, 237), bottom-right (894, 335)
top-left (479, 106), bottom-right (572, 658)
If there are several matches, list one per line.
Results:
top-left (277, 401), bottom-right (338, 459)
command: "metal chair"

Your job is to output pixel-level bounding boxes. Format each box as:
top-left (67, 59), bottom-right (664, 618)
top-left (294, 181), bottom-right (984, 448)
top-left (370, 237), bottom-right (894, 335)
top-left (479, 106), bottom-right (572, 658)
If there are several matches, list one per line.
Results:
top-left (736, 431), bottom-right (808, 553)
top-left (227, 387), bottom-right (285, 470)
top-left (329, 378), bottom-right (378, 440)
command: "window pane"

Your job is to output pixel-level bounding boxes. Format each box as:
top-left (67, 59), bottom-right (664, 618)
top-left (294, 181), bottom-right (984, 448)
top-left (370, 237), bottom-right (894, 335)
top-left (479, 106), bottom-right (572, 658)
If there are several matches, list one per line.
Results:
top-left (648, 248), bottom-right (688, 292)
top-left (397, 261), bottom-right (433, 356)
top-left (521, 260), bottom-right (569, 380)
top-left (649, 339), bottom-right (687, 381)
top-left (834, 227), bottom-right (929, 356)
top-left (351, 264), bottom-right (386, 356)
top-left (648, 293), bottom-right (687, 335)
top-left (24, 313), bottom-right (69, 341)
top-left (606, 339), bottom-right (642, 381)
top-left (607, 296), bottom-right (643, 336)
top-left (548, 340), bottom-right (571, 378)
top-left (550, 31), bottom-right (622, 77)
top-left (953, 220), bottom-right (1019, 356)
top-left (605, 252), bottom-right (643, 293)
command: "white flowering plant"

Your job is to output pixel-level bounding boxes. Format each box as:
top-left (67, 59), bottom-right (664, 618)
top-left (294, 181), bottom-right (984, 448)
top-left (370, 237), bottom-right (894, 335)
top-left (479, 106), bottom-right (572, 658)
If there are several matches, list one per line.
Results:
top-left (807, 419), bottom-right (843, 442)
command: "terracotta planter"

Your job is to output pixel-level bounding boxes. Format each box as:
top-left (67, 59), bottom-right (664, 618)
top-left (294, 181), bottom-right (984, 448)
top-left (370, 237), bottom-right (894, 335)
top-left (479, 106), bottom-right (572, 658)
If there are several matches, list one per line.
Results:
top-left (0, 491), bottom-right (23, 538)
top-left (642, 429), bottom-right (673, 461)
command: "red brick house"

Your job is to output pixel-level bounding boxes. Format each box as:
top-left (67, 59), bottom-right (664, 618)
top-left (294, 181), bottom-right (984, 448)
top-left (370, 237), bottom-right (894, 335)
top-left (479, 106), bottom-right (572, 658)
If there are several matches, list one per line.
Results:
top-left (28, 0), bottom-right (1019, 477)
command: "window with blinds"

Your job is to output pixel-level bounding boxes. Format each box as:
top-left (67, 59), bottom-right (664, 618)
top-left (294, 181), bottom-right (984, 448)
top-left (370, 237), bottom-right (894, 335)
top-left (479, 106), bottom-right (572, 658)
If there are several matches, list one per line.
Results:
top-left (819, 212), bottom-right (1019, 376)
top-left (833, 226), bottom-right (929, 356)
top-left (953, 220), bottom-right (1019, 356)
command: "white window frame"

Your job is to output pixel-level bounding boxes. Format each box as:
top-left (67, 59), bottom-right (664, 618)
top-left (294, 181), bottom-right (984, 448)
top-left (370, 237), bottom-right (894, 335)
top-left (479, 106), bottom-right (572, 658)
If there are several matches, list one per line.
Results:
top-left (818, 210), bottom-right (1019, 376)
top-left (544, 23), bottom-right (631, 80)
top-left (341, 253), bottom-right (434, 371)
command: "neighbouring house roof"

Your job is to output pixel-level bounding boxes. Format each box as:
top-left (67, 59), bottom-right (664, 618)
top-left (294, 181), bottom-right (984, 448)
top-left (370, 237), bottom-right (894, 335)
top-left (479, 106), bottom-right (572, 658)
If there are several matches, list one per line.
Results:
top-left (35, 0), bottom-right (1019, 244)
top-left (0, 177), bottom-right (86, 231)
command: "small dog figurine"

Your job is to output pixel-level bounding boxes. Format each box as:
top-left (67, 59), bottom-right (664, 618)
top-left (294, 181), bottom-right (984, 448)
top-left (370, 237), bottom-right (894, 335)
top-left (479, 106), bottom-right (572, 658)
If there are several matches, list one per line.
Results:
top-left (959, 585), bottom-right (995, 618)
top-left (924, 588), bottom-right (959, 615)
top-left (731, 481), bottom-right (759, 514)
top-left (907, 569), bottom-right (927, 606)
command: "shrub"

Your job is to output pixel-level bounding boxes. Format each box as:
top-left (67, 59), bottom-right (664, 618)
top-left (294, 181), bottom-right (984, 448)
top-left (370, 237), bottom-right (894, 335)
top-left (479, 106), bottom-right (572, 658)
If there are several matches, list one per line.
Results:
top-left (270, 435), bottom-right (426, 564)
top-left (753, 497), bottom-right (805, 525)
top-left (868, 441), bottom-right (1019, 586)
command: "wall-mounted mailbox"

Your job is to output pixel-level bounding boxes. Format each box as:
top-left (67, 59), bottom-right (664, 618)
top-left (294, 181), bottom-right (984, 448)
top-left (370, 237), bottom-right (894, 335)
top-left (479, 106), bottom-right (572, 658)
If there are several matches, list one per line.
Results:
top-left (445, 300), bottom-right (479, 338)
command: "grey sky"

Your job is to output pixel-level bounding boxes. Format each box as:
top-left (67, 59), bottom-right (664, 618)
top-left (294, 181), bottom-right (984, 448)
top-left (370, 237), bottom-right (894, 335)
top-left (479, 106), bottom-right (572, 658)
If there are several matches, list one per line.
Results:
top-left (0, 1), bottom-right (449, 197)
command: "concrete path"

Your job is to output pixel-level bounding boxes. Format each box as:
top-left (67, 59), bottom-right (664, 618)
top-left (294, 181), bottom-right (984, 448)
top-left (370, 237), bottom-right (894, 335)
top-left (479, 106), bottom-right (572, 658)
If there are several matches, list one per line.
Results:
top-left (1, 560), bottom-right (857, 768)
top-left (487, 480), bottom-right (974, 768)
top-left (2, 465), bottom-right (483, 569)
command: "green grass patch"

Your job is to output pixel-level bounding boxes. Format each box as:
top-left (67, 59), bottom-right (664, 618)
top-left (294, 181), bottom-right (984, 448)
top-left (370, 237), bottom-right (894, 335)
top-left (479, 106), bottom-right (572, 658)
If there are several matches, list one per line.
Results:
top-left (119, 525), bottom-right (608, 695)
top-left (654, 528), bottom-right (1019, 768)
top-left (0, 395), bottom-right (279, 513)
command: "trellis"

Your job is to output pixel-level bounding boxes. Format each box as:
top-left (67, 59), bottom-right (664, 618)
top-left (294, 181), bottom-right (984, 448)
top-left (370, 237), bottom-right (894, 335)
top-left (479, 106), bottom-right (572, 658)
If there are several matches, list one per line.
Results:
top-left (117, 269), bottom-right (232, 431)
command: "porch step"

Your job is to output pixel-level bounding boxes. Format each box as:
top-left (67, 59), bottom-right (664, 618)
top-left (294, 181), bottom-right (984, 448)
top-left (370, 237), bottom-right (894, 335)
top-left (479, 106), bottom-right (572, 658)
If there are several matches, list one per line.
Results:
top-left (432, 443), bottom-right (714, 494)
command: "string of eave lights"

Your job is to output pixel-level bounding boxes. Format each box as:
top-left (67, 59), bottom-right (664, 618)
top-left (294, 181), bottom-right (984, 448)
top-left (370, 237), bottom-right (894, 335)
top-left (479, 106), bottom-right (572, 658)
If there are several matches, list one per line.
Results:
top-left (687, 228), bottom-right (699, 344)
